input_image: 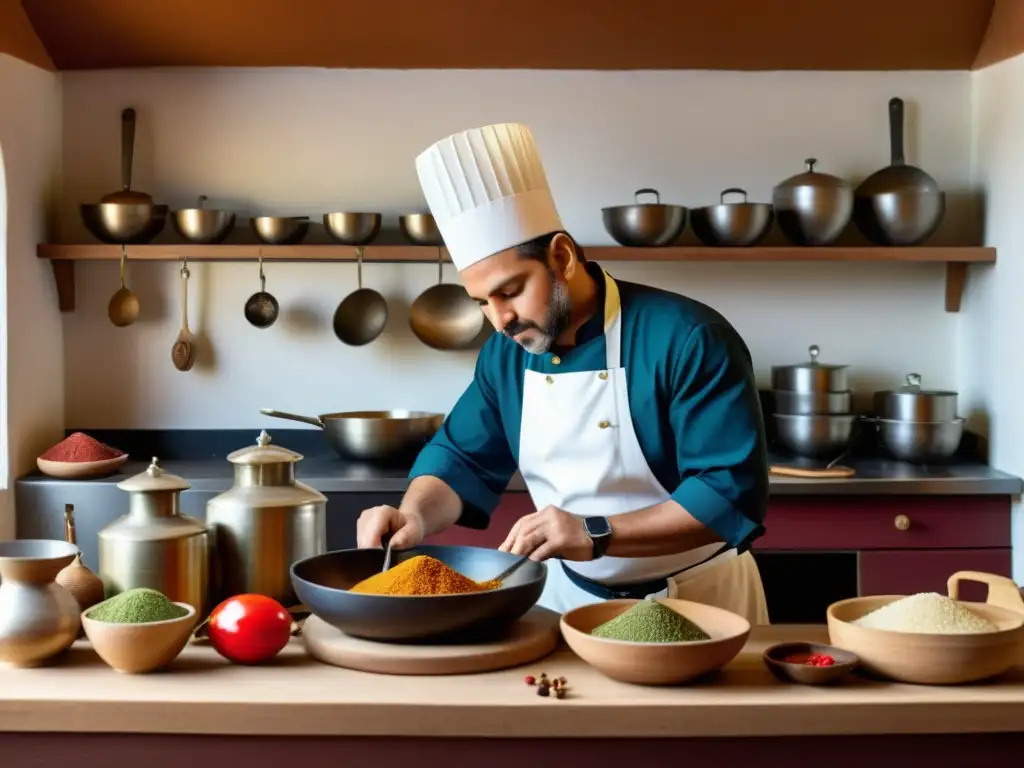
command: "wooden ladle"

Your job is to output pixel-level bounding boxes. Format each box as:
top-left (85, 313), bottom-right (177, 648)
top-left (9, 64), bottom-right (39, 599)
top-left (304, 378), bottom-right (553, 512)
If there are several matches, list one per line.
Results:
top-left (171, 260), bottom-right (196, 371)
top-left (107, 244), bottom-right (140, 327)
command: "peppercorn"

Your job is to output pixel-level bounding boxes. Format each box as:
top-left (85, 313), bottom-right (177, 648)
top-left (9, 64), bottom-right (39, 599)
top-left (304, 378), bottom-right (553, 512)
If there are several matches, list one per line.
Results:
top-left (525, 675), bottom-right (536, 686)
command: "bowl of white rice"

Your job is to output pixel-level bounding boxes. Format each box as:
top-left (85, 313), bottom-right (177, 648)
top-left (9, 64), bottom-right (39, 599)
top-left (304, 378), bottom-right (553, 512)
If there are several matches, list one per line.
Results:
top-left (826, 570), bottom-right (1024, 685)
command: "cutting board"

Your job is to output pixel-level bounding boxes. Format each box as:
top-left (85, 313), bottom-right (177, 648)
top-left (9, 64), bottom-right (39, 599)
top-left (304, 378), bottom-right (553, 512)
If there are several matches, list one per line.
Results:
top-left (301, 606), bottom-right (562, 675)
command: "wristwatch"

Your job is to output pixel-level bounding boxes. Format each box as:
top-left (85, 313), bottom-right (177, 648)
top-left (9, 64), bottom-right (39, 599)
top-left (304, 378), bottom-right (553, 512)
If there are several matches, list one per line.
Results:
top-left (583, 516), bottom-right (612, 559)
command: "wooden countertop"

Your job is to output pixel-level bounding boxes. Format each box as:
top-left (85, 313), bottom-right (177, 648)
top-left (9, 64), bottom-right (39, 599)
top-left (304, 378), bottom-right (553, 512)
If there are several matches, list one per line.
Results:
top-left (1, 624), bottom-right (1023, 738)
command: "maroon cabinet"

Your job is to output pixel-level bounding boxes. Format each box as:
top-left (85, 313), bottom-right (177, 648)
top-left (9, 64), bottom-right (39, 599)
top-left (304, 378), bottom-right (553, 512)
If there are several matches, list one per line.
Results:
top-left (858, 549), bottom-right (1013, 601)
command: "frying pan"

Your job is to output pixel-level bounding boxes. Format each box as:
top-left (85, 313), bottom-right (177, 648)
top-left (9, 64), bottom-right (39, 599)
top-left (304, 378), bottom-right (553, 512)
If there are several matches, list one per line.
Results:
top-left (290, 544), bottom-right (547, 641)
top-left (853, 97), bottom-right (945, 246)
top-left (260, 408), bottom-right (444, 463)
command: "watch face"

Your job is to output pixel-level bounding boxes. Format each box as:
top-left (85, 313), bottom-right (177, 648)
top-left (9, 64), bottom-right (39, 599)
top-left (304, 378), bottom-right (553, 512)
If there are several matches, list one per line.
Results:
top-left (585, 516), bottom-right (611, 538)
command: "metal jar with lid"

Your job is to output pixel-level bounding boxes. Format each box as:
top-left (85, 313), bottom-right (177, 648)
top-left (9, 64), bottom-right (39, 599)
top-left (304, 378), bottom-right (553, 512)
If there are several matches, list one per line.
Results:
top-left (772, 158), bottom-right (853, 246)
top-left (206, 430), bottom-right (326, 607)
top-left (99, 457), bottom-right (209, 614)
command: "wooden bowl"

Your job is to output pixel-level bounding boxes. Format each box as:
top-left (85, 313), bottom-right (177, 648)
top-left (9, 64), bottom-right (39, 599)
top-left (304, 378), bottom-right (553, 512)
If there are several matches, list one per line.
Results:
top-left (82, 602), bottom-right (197, 674)
top-left (560, 598), bottom-right (750, 685)
top-left (763, 641), bottom-right (858, 685)
top-left (827, 570), bottom-right (1024, 685)
top-left (37, 454), bottom-right (128, 479)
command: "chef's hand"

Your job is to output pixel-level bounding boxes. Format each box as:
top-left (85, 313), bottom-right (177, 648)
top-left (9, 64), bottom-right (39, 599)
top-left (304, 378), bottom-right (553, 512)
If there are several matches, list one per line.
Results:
top-left (498, 505), bottom-right (592, 562)
top-left (356, 505), bottom-right (425, 550)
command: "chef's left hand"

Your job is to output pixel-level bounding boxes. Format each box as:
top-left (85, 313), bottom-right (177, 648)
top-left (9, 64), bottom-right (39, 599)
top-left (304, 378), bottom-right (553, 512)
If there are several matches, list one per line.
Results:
top-left (498, 505), bottom-right (592, 562)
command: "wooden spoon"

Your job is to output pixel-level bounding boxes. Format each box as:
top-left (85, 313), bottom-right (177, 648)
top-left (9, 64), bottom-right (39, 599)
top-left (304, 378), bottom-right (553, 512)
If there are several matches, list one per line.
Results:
top-left (171, 261), bottom-right (196, 371)
top-left (107, 244), bottom-right (140, 327)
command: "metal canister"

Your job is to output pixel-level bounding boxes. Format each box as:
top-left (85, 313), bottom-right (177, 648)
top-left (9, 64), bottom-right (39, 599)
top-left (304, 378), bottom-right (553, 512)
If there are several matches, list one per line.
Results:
top-left (98, 457), bottom-right (209, 614)
top-left (206, 430), bottom-right (326, 607)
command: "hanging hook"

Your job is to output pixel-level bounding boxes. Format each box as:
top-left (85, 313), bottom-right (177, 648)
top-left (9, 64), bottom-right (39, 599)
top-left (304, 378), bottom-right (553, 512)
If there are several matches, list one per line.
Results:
top-left (257, 248), bottom-right (266, 292)
top-left (180, 251), bottom-right (189, 280)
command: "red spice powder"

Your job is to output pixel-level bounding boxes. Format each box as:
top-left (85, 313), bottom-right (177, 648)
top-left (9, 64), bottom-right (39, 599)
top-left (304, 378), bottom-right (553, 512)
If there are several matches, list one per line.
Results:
top-left (783, 652), bottom-right (836, 667)
top-left (40, 432), bottom-right (125, 463)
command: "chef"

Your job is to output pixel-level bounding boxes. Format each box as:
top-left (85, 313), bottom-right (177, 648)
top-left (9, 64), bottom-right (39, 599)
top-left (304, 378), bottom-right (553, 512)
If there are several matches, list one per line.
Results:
top-left (357, 123), bottom-right (770, 623)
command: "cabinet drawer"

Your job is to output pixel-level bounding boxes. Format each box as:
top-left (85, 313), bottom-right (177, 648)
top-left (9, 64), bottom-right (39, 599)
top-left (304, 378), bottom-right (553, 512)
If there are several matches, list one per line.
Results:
top-left (756, 496), bottom-right (1011, 551)
top-left (858, 548), bottom-right (1014, 601)
top-left (426, 493), bottom-right (534, 548)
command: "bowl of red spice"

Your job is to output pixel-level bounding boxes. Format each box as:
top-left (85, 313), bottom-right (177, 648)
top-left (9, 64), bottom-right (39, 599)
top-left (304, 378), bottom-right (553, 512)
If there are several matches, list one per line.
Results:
top-left (762, 641), bottom-right (858, 685)
top-left (37, 432), bottom-right (128, 479)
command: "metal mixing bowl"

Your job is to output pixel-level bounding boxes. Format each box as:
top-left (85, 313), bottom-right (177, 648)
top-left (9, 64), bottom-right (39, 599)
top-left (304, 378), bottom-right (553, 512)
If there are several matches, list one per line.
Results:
top-left (173, 203), bottom-right (235, 244)
top-left (690, 188), bottom-right (774, 247)
top-left (251, 216), bottom-right (309, 245)
top-left (400, 214), bottom-right (443, 246)
top-left (773, 413), bottom-right (857, 459)
top-left (853, 189), bottom-right (946, 246)
top-left (290, 544), bottom-right (547, 641)
top-left (324, 212), bottom-right (382, 245)
top-left (81, 203), bottom-right (168, 244)
top-left (601, 188), bottom-right (687, 247)
top-left (873, 417), bottom-right (964, 463)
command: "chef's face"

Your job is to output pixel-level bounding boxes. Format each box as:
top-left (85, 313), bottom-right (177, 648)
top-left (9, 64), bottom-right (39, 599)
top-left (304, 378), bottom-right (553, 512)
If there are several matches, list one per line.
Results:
top-left (461, 236), bottom-right (576, 354)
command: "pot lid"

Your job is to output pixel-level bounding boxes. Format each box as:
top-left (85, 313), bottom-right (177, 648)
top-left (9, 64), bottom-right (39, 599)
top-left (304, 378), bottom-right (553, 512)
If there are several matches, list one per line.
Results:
top-left (117, 457), bottom-right (190, 493)
top-left (773, 344), bottom-right (848, 371)
top-left (892, 373), bottom-right (958, 397)
top-left (774, 158), bottom-right (850, 191)
top-left (228, 430), bottom-right (303, 465)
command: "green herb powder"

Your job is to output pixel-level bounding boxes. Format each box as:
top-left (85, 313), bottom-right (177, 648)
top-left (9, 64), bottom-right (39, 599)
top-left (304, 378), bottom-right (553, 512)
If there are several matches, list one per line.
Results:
top-left (87, 587), bottom-right (188, 624)
top-left (590, 600), bottom-right (711, 643)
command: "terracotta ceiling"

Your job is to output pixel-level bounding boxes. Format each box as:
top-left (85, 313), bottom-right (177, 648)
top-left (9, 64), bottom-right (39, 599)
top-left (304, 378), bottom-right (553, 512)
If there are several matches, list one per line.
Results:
top-left (1, 0), bottom-right (1022, 72)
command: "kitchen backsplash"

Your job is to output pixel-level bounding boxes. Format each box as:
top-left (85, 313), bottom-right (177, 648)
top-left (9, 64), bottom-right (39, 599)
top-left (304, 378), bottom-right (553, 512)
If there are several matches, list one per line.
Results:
top-left (57, 68), bottom-right (976, 428)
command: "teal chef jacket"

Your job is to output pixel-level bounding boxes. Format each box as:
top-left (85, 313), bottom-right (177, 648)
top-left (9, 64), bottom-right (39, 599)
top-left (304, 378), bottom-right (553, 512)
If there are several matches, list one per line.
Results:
top-left (408, 260), bottom-right (769, 552)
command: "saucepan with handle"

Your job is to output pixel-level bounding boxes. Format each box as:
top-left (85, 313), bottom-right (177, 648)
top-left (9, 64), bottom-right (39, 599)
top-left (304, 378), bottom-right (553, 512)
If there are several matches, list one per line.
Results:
top-left (260, 409), bottom-right (445, 463)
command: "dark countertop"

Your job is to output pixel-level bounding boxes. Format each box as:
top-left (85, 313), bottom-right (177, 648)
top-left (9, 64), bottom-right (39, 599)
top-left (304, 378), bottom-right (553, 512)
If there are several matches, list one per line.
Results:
top-left (16, 454), bottom-right (1024, 496)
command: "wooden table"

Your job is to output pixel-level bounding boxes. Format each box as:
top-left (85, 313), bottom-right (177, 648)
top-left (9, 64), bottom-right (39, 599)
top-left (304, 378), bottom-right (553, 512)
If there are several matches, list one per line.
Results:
top-left (2, 624), bottom-right (1023, 767)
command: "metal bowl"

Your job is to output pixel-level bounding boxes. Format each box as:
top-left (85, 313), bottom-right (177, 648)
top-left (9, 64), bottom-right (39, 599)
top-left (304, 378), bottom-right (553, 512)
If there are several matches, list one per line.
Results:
top-left (772, 158), bottom-right (853, 246)
top-left (80, 203), bottom-right (168, 244)
top-left (324, 212), bottom-right (382, 245)
top-left (773, 389), bottom-right (851, 416)
top-left (601, 188), bottom-right (687, 247)
top-left (173, 202), bottom-right (235, 244)
top-left (690, 188), bottom-right (774, 247)
top-left (290, 544), bottom-right (547, 641)
top-left (400, 214), bottom-right (443, 246)
top-left (773, 413), bottom-right (857, 459)
top-left (251, 216), bottom-right (309, 245)
top-left (853, 189), bottom-right (945, 246)
top-left (872, 417), bottom-right (964, 463)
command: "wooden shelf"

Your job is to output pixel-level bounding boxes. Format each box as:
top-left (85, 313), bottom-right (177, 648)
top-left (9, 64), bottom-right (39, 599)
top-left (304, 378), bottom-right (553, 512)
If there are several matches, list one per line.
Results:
top-left (37, 244), bottom-right (995, 315)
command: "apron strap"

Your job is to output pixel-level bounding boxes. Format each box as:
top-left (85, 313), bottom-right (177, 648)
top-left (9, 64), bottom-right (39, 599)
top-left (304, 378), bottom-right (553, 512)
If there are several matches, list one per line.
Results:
top-left (601, 269), bottom-right (623, 369)
top-left (561, 543), bottom-right (733, 600)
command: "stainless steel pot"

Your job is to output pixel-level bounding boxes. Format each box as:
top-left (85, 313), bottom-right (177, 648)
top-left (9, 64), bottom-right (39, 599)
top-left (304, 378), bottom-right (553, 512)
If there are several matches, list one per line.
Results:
top-left (206, 430), bottom-right (327, 607)
top-left (773, 413), bottom-right (857, 459)
top-left (773, 389), bottom-right (851, 415)
top-left (871, 417), bottom-right (964, 463)
top-left (601, 188), bottom-right (687, 247)
top-left (772, 158), bottom-right (853, 246)
top-left (173, 195), bottom-right (235, 244)
top-left (771, 345), bottom-right (849, 393)
top-left (873, 373), bottom-right (958, 422)
top-left (690, 188), bottom-right (773, 247)
top-left (260, 408), bottom-right (444, 463)
top-left (100, 457), bottom-right (209, 615)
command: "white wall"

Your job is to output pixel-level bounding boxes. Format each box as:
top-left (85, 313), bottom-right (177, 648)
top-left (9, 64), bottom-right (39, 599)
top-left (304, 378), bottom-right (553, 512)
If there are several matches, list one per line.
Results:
top-left (0, 54), bottom-right (64, 538)
top-left (965, 53), bottom-right (1024, 582)
top-left (57, 69), bottom-right (976, 428)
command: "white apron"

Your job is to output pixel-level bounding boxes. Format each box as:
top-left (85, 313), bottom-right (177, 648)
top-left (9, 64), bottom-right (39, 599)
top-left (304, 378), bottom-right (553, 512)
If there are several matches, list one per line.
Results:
top-left (518, 268), bottom-right (769, 625)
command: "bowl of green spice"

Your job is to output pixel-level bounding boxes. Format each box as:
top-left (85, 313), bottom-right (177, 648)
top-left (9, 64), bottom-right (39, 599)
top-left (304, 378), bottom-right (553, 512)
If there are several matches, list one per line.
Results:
top-left (560, 597), bottom-right (751, 685)
top-left (82, 588), bottom-right (198, 674)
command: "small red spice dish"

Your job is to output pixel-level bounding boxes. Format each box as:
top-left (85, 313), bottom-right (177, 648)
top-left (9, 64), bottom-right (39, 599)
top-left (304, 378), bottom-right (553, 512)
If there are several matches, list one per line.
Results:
top-left (763, 641), bottom-right (858, 686)
top-left (37, 432), bottom-right (128, 479)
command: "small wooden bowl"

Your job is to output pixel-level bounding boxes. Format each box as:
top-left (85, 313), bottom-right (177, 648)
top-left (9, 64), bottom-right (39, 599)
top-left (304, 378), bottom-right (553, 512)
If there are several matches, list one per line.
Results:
top-left (763, 641), bottom-right (858, 685)
top-left (37, 454), bottom-right (128, 479)
top-left (560, 598), bottom-right (750, 685)
top-left (82, 602), bottom-right (197, 674)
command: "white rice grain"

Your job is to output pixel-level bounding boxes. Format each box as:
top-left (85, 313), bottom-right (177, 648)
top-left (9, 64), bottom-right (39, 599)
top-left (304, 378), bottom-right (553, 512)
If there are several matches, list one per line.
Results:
top-left (853, 592), bottom-right (998, 634)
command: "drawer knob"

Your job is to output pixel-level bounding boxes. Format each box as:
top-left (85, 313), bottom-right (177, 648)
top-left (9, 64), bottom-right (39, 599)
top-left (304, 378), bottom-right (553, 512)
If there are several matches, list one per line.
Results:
top-left (894, 514), bottom-right (911, 531)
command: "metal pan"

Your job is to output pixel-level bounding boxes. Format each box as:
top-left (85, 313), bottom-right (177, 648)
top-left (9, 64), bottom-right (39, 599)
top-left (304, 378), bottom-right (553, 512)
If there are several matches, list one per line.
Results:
top-left (290, 544), bottom-right (547, 641)
top-left (260, 408), bottom-right (444, 463)
top-left (601, 188), bottom-right (687, 247)
top-left (853, 97), bottom-right (945, 246)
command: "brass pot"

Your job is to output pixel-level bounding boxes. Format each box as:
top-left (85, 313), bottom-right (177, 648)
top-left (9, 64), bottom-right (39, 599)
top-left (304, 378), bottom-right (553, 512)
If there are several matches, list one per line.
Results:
top-left (99, 457), bottom-right (209, 615)
top-left (206, 430), bottom-right (327, 607)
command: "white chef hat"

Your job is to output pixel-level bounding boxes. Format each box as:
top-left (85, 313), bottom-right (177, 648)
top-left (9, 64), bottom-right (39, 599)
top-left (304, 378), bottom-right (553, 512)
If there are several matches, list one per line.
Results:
top-left (415, 123), bottom-right (564, 271)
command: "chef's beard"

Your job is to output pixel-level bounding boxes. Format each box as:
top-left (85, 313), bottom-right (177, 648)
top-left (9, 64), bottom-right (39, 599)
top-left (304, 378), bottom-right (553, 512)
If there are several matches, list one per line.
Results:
top-left (503, 277), bottom-right (572, 355)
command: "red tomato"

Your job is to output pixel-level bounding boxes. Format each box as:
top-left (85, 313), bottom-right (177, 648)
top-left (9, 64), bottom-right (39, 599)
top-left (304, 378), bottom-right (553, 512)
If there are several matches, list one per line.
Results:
top-left (207, 594), bottom-right (292, 664)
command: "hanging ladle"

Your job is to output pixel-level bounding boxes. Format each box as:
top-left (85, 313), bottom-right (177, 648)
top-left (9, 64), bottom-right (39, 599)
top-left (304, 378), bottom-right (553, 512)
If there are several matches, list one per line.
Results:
top-left (107, 244), bottom-right (140, 327)
top-left (409, 247), bottom-right (484, 350)
top-left (171, 256), bottom-right (196, 371)
top-left (332, 247), bottom-right (389, 345)
top-left (244, 249), bottom-right (279, 329)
